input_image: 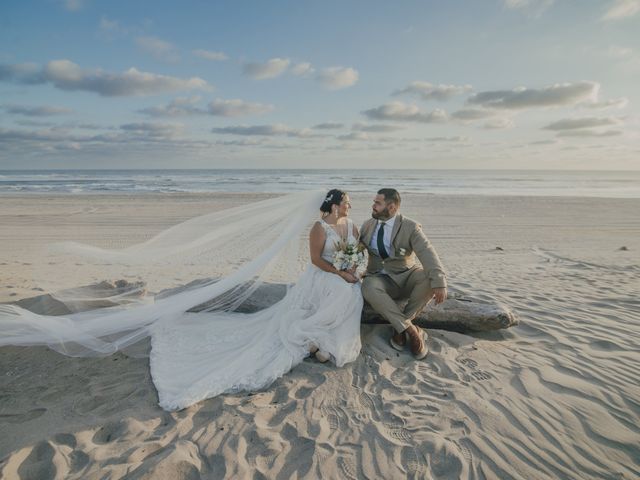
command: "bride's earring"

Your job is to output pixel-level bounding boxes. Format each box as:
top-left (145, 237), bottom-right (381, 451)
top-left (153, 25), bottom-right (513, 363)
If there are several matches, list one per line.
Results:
top-left (333, 206), bottom-right (338, 220)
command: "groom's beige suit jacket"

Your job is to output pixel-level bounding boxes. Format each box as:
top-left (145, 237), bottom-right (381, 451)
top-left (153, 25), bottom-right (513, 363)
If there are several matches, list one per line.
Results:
top-left (360, 214), bottom-right (447, 289)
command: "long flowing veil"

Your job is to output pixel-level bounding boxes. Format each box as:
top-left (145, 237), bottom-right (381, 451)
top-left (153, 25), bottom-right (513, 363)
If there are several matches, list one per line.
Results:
top-left (0, 190), bottom-right (326, 356)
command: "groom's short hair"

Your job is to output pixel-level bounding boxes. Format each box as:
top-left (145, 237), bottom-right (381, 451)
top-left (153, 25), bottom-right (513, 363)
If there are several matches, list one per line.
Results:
top-left (378, 188), bottom-right (401, 206)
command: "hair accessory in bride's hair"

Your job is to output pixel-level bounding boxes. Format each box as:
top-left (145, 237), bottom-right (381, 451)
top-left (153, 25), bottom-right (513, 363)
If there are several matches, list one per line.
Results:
top-left (325, 194), bottom-right (332, 202)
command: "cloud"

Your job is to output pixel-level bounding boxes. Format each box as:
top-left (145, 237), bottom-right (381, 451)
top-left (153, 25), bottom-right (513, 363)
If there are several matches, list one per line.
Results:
top-left (483, 117), bottom-right (515, 129)
top-left (207, 98), bottom-right (274, 117)
top-left (425, 136), bottom-right (470, 142)
top-left (99, 16), bottom-right (120, 34)
top-left (312, 122), bottom-right (343, 130)
top-left (583, 97), bottom-right (629, 109)
top-left (602, 0), bottom-right (640, 21)
top-left (211, 124), bottom-right (314, 137)
top-left (604, 45), bottom-right (634, 59)
top-left (393, 81), bottom-right (472, 101)
top-left (338, 132), bottom-right (371, 142)
top-left (0, 60), bottom-right (209, 96)
top-left (316, 67), bottom-right (359, 90)
top-left (243, 58), bottom-right (290, 80)
top-left (193, 49), bottom-right (228, 61)
top-left (503, 0), bottom-right (554, 9)
top-left (63, 0), bottom-right (87, 11)
top-left (543, 117), bottom-right (622, 130)
top-left (451, 108), bottom-right (496, 121)
top-left (3, 104), bottom-right (74, 116)
top-left (502, 0), bottom-right (555, 15)
top-left (138, 96), bottom-right (204, 117)
top-left (0, 63), bottom-right (43, 84)
top-left (467, 81), bottom-right (598, 109)
top-left (557, 129), bottom-right (623, 137)
top-left (120, 122), bottom-right (184, 138)
top-left (215, 138), bottom-right (266, 147)
top-left (352, 122), bottom-right (404, 132)
top-left (135, 36), bottom-right (180, 62)
top-left (291, 62), bottom-right (314, 76)
top-left (139, 97), bottom-right (273, 117)
top-left (362, 102), bottom-right (448, 123)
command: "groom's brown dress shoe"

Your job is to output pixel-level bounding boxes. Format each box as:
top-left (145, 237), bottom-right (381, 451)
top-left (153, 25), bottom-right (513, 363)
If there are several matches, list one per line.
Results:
top-left (390, 329), bottom-right (407, 351)
top-left (407, 326), bottom-right (429, 360)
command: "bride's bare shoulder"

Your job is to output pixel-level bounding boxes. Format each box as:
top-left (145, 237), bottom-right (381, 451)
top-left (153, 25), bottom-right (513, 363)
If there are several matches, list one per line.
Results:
top-left (310, 220), bottom-right (325, 234)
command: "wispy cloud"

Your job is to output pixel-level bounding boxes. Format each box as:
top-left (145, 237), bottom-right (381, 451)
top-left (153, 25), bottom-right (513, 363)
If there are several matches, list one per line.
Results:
top-left (3, 104), bottom-right (74, 116)
top-left (602, 0), bottom-right (640, 21)
top-left (316, 67), bottom-right (359, 90)
top-left (337, 132), bottom-right (371, 141)
top-left (120, 122), bottom-right (184, 138)
top-left (312, 122), bottom-right (343, 130)
top-left (393, 81), bottom-right (472, 101)
top-left (483, 117), bottom-right (515, 129)
top-left (503, 0), bottom-right (554, 9)
top-left (557, 129), bottom-right (623, 137)
top-left (362, 102), bottom-right (448, 123)
top-left (243, 58), bottom-right (291, 80)
top-left (451, 108), bottom-right (496, 121)
top-left (542, 117), bottom-right (622, 130)
top-left (0, 60), bottom-right (209, 96)
top-left (468, 81), bottom-right (598, 109)
top-left (425, 136), bottom-right (470, 142)
top-left (211, 124), bottom-right (315, 137)
top-left (63, 0), bottom-right (87, 12)
top-left (207, 98), bottom-right (274, 117)
top-left (291, 62), bottom-right (315, 76)
top-left (139, 97), bottom-right (273, 117)
top-left (138, 96), bottom-right (203, 117)
top-left (352, 122), bottom-right (404, 132)
top-left (583, 97), bottom-right (629, 109)
top-left (193, 49), bottom-right (228, 61)
top-left (135, 36), bottom-right (180, 62)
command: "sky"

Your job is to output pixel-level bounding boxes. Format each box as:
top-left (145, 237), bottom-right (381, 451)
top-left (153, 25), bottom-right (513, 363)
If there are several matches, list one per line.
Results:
top-left (1, 0), bottom-right (639, 170)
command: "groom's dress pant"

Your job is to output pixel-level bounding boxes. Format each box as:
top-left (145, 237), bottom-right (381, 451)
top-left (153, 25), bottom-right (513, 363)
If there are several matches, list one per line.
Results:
top-left (362, 268), bottom-right (432, 333)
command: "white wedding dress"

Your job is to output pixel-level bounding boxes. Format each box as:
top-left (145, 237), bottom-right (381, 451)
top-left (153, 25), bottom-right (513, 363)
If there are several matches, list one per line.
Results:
top-left (0, 191), bottom-right (363, 411)
top-left (150, 218), bottom-right (362, 410)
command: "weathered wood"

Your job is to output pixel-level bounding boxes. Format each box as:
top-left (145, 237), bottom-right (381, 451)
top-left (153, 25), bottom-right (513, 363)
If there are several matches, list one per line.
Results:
top-left (361, 294), bottom-right (518, 332)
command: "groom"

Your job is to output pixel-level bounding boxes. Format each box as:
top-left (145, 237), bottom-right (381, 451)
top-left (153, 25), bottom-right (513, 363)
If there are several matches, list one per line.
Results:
top-left (360, 188), bottom-right (447, 359)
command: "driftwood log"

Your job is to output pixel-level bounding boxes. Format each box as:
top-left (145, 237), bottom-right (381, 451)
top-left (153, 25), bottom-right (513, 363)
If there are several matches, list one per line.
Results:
top-left (14, 279), bottom-right (518, 333)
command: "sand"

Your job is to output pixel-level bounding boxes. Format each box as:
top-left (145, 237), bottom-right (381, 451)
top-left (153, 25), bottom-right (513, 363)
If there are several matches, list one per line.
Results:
top-left (1, 192), bottom-right (639, 479)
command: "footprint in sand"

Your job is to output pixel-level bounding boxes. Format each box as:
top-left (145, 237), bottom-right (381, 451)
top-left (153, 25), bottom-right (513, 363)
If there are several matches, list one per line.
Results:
top-left (383, 422), bottom-right (413, 444)
top-left (460, 358), bottom-right (478, 369)
top-left (320, 403), bottom-right (348, 431)
top-left (402, 446), bottom-right (428, 476)
top-left (337, 453), bottom-right (358, 480)
top-left (470, 370), bottom-right (492, 381)
top-left (459, 357), bottom-right (493, 382)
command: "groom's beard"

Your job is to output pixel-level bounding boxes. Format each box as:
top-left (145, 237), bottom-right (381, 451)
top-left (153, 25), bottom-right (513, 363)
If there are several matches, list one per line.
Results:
top-left (371, 206), bottom-right (392, 220)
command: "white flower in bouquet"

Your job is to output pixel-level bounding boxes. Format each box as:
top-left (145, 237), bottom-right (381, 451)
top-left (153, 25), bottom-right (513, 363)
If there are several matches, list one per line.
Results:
top-left (332, 240), bottom-right (367, 276)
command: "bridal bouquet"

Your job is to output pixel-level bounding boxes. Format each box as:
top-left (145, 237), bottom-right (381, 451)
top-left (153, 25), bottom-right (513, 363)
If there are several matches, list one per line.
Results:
top-left (332, 240), bottom-right (367, 275)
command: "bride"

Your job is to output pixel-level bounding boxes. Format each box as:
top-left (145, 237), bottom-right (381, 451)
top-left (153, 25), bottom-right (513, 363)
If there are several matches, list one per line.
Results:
top-left (0, 189), bottom-right (364, 411)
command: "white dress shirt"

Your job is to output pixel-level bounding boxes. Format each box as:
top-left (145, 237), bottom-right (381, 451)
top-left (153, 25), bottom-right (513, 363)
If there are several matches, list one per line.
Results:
top-left (369, 215), bottom-right (397, 257)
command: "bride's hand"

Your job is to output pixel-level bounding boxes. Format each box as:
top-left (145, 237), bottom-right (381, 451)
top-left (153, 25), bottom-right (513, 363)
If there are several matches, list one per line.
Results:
top-left (338, 271), bottom-right (358, 284)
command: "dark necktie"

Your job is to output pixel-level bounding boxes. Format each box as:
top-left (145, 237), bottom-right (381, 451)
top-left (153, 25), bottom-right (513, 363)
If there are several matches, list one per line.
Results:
top-left (377, 222), bottom-right (389, 259)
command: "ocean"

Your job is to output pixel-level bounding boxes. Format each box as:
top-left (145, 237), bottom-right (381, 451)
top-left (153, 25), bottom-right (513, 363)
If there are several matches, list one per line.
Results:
top-left (0, 169), bottom-right (639, 198)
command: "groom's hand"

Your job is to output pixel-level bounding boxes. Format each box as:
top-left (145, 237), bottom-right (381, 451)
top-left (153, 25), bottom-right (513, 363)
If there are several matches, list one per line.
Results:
top-left (432, 287), bottom-right (447, 304)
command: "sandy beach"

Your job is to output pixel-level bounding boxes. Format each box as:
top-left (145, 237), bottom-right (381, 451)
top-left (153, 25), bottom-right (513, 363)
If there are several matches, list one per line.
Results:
top-left (1, 192), bottom-right (639, 479)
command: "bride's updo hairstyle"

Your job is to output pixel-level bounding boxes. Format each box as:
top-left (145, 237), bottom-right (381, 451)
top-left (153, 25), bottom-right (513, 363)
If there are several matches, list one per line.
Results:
top-left (320, 189), bottom-right (346, 217)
